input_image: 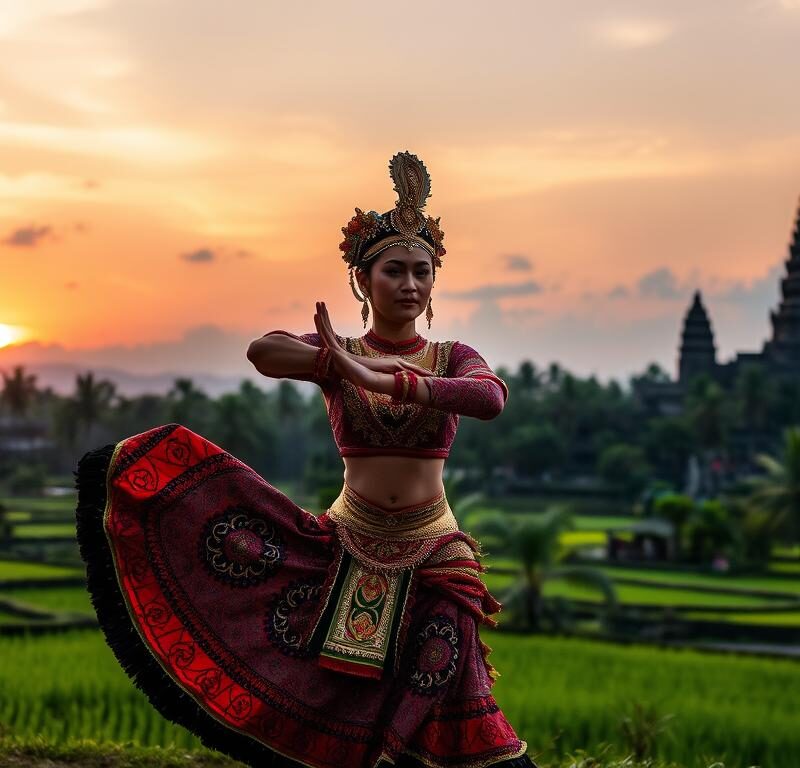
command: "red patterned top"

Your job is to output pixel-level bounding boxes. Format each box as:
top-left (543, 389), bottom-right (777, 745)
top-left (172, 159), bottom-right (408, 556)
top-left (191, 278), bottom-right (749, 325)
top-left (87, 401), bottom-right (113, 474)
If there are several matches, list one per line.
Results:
top-left (261, 328), bottom-right (508, 458)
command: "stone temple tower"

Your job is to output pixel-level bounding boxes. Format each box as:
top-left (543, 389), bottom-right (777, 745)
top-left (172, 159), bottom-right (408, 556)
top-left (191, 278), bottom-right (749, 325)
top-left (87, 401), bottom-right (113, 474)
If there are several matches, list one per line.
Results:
top-left (678, 290), bottom-right (717, 384)
top-left (763, 198), bottom-right (800, 371)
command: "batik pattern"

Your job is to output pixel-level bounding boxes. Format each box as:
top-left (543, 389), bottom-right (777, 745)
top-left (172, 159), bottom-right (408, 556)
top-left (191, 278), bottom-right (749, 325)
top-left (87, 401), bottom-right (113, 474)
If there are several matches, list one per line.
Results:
top-left (318, 557), bottom-right (411, 679)
top-left (203, 507), bottom-right (283, 586)
top-left (79, 424), bottom-right (532, 768)
top-left (258, 329), bottom-right (509, 458)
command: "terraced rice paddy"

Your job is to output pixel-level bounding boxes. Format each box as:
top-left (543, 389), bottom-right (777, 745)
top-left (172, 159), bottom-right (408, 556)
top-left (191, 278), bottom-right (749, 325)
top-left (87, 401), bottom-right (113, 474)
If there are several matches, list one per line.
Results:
top-left (0, 629), bottom-right (797, 767)
top-left (1, 494), bottom-right (799, 767)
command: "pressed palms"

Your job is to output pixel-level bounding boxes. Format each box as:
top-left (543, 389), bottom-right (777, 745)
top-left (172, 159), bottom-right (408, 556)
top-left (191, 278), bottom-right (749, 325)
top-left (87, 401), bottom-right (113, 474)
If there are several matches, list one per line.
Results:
top-left (473, 505), bottom-right (618, 632)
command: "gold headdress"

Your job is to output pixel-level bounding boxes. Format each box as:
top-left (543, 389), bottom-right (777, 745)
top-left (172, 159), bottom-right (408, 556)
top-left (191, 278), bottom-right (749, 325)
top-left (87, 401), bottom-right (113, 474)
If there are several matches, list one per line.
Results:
top-left (339, 151), bottom-right (445, 274)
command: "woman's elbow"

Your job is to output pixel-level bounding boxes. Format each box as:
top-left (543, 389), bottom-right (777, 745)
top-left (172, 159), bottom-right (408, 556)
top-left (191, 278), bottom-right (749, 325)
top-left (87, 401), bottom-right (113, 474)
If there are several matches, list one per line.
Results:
top-left (246, 336), bottom-right (275, 373)
top-left (246, 338), bottom-right (262, 364)
top-left (477, 382), bottom-right (506, 420)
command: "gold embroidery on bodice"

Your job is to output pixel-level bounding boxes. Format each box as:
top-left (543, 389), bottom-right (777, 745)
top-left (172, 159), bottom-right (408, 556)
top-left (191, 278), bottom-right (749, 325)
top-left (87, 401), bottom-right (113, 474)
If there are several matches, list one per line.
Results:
top-left (341, 336), bottom-right (454, 448)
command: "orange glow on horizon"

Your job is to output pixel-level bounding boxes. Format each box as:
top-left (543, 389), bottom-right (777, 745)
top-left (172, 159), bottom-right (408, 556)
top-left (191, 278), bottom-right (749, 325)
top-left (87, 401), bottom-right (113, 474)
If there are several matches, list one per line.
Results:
top-left (0, 324), bottom-right (26, 349)
top-left (0, 2), bottom-right (798, 377)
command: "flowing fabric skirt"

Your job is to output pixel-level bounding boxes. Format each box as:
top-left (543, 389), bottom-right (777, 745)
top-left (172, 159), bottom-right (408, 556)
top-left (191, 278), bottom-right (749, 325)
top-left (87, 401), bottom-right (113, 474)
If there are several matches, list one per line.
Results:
top-left (74, 423), bottom-right (536, 768)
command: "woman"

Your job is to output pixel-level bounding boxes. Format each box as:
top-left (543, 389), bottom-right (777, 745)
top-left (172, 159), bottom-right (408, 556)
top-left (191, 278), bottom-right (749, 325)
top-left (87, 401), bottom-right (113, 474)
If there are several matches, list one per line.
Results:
top-left (75, 151), bottom-right (537, 768)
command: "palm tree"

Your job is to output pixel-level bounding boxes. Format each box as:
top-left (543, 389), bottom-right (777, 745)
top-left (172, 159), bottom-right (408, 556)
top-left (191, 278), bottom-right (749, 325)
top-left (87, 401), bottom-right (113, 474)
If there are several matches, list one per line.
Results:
top-left (1, 366), bottom-right (38, 418)
top-left (167, 377), bottom-right (209, 425)
top-left (473, 505), bottom-right (618, 632)
top-left (685, 374), bottom-right (728, 452)
top-left (735, 363), bottom-right (771, 433)
top-left (73, 372), bottom-right (117, 440)
top-left (443, 473), bottom-right (487, 530)
top-left (745, 425), bottom-right (800, 554)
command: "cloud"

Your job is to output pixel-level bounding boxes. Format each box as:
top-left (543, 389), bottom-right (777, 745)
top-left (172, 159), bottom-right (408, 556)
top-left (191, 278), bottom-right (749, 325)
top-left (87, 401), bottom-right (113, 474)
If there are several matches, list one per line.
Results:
top-left (0, 324), bottom-right (258, 380)
top-left (594, 19), bottom-right (674, 49)
top-left (2, 224), bottom-right (52, 247)
top-left (440, 280), bottom-right (542, 301)
top-left (712, 263), bottom-right (784, 305)
top-left (636, 267), bottom-right (684, 300)
top-left (608, 284), bottom-right (630, 299)
top-left (505, 254), bottom-right (533, 271)
top-left (181, 247), bottom-right (216, 264)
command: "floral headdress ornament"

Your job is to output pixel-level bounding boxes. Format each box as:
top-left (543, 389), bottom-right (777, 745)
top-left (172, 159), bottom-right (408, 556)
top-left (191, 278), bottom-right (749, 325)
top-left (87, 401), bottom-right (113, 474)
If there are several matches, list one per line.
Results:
top-left (339, 151), bottom-right (445, 302)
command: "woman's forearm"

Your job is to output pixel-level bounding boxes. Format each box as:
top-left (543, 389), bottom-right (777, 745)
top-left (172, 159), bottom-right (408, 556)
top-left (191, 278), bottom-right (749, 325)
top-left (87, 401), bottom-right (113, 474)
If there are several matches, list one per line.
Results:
top-left (246, 332), bottom-right (318, 379)
top-left (421, 376), bottom-right (505, 419)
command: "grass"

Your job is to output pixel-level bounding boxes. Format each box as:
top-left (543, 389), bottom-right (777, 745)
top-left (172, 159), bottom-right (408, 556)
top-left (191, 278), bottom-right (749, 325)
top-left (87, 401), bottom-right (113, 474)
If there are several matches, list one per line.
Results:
top-left (768, 561), bottom-right (800, 575)
top-left (596, 566), bottom-right (800, 595)
top-left (2, 587), bottom-right (93, 614)
top-left (0, 738), bottom-right (747, 768)
top-left (681, 610), bottom-right (800, 626)
top-left (0, 630), bottom-right (794, 767)
top-left (0, 560), bottom-right (82, 581)
top-left (480, 572), bottom-right (791, 609)
top-left (10, 524), bottom-right (76, 539)
top-left (0, 739), bottom-right (752, 768)
top-left (0, 497), bottom-right (76, 514)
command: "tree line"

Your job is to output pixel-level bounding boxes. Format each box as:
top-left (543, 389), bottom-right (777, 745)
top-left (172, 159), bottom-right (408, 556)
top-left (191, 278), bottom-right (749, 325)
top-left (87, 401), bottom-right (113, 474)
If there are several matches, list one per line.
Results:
top-left (1, 359), bottom-right (799, 498)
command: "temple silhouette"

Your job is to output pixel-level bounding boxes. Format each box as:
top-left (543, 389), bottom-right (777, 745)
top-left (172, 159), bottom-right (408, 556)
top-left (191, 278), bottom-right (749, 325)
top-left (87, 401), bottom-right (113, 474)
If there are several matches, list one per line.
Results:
top-left (634, 197), bottom-right (800, 426)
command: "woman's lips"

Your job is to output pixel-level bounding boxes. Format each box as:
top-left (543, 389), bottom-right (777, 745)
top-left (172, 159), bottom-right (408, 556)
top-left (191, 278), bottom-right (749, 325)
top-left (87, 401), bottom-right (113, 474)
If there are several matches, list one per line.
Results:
top-left (398, 299), bottom-right (418, 305)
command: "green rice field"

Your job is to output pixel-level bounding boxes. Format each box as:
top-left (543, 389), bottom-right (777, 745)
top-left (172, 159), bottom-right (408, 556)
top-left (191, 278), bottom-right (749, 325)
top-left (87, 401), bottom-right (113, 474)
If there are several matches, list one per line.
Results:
top-left (596, 566), bottom-right (800, 595)
top-left (0, 560), bottom-right (82, 581)
top-left (3, 586), bottom-right (93, 614)
top-left (1, 493), bottom-right (799, 767)
top-left (0, 629), bottom-right (795, 767)
top-left (9, 523), bottom-right (76, 539)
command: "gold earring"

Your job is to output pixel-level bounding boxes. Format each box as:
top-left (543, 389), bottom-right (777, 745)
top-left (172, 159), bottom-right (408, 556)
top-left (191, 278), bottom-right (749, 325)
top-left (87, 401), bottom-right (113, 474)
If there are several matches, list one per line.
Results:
top-left (361, 297), bottom-right (370, 328)
top-left (426, 297), bottom-right (433, 329)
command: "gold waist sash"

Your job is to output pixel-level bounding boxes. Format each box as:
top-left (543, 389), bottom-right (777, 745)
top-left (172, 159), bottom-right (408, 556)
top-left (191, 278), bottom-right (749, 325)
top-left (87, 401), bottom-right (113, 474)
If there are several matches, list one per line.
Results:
top-left (316, 483), bottom-right (461, 678)
top-left (327, 483), bottom-right (459, 541)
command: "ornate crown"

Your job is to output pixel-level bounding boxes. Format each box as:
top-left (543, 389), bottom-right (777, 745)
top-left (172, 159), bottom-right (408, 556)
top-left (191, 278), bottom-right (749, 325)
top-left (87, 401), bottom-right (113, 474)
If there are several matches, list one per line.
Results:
top-left (339, 151), bottom-right (446, 273)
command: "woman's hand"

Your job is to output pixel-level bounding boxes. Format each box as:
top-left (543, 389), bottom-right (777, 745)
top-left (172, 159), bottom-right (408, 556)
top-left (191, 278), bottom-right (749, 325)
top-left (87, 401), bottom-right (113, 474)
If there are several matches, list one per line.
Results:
top-left (314, 301), bottom-right (430, 375)
top-left (356, 355), bottom-right (431, 376)
top-left (314, 302), bottom-right (380, 390)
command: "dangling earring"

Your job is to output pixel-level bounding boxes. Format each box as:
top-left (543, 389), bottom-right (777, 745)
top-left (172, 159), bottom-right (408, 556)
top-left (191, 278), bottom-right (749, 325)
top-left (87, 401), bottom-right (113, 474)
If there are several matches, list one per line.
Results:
top-left (426, 297), bottom-right (433, 329)
top-left (349, 267), bottom-right (371, 329)
top-left (362, 296), bottom-right (370, 328)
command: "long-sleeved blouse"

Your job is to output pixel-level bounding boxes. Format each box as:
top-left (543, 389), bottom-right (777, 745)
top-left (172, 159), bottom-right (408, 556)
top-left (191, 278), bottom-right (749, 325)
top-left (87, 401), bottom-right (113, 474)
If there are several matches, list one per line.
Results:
top-left (262, 327), bottom-right (508, 458)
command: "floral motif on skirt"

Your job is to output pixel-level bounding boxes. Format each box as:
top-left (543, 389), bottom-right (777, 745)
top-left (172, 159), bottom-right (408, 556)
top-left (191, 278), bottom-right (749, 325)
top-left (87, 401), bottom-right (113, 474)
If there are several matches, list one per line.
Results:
top-left (75, 423), bottom-right (535, 768)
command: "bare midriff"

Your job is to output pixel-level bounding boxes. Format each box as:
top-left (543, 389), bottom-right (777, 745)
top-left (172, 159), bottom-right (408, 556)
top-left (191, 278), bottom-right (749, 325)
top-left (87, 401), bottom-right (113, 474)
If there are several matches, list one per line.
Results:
top-left (342, 455), bottom-right (445, 509)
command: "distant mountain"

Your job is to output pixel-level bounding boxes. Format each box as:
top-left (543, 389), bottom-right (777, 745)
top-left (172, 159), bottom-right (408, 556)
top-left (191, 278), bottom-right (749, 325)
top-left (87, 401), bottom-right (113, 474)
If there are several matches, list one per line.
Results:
top-left (0, 324), bottom-right (316, 397)
top-left (2, 361), bottom-right (274, 398)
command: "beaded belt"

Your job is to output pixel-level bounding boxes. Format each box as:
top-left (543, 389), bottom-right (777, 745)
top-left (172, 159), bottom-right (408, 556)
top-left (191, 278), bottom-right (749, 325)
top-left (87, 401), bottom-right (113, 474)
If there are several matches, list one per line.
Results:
top-left (327, 483), bottom-right (458, 540)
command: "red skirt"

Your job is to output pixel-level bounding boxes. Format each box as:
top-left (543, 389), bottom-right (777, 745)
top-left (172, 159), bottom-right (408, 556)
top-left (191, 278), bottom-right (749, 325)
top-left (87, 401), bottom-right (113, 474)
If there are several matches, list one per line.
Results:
top-left (75, 424), bottom-right (535, 768)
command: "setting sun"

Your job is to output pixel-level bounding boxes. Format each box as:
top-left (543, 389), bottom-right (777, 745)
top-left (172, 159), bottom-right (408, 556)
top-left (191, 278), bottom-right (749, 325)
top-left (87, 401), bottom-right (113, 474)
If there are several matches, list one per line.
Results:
top-left (0, 324), bottom-right (22, 349)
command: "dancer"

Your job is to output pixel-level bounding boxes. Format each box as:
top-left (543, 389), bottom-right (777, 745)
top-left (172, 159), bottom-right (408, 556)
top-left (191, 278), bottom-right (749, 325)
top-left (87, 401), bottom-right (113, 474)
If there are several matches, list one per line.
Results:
top-left (75, 151), bottom-right (537, 768)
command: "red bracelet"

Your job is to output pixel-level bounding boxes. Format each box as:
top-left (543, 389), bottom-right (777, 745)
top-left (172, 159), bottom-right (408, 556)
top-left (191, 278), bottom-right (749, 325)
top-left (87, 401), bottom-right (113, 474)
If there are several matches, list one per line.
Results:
top-left (314, 347), bottom-right (332, 380)
top-left (391, 370), bottom-right (418, 403)
top-left (392, 370), bottom-right (408, 403)
top-left (405, 371), bottom-right (418, 403)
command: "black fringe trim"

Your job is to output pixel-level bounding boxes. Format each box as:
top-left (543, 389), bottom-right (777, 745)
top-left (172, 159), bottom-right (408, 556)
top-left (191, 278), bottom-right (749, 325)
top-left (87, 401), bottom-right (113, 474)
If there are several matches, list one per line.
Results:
top-left (74, 443), bottom-right (537, 768)
top-left (74, 443), bottom-right (303, 768)
top-left (382, 754), bottom-right (538, 768)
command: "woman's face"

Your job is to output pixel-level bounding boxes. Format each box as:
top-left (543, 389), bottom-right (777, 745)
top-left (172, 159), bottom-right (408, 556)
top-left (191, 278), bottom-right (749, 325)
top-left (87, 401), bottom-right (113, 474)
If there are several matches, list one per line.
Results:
top-left (357, 245), bottom-right (434, 325)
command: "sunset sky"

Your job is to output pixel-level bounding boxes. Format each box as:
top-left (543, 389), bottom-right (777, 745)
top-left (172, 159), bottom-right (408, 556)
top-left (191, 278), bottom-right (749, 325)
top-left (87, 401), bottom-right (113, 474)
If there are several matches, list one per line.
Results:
top-left (1, 0), bottom-right (799, 388)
